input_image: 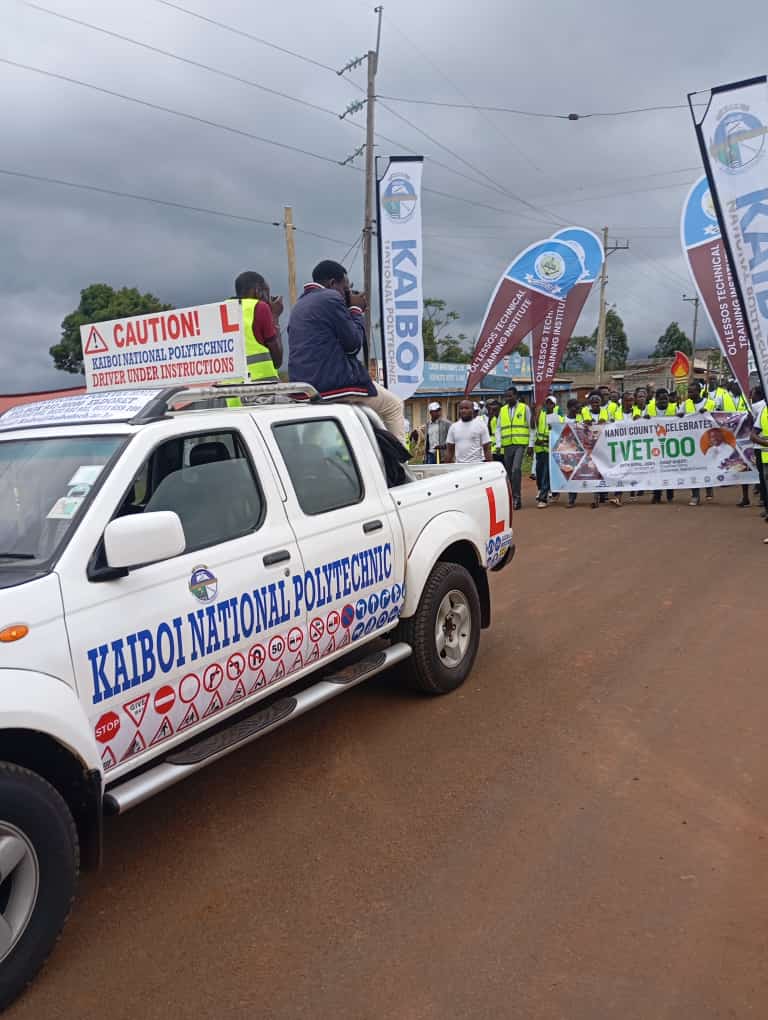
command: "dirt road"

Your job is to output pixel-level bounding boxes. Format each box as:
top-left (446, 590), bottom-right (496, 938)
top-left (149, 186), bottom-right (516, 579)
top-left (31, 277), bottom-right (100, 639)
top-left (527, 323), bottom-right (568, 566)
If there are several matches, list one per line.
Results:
top-left (10, 488), bottom-right (768, 1019)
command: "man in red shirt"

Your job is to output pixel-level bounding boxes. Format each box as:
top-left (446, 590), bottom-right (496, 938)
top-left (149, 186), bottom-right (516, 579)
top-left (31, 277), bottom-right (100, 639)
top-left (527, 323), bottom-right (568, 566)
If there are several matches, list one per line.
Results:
top-left (234, 271), bottom-right (283, 377)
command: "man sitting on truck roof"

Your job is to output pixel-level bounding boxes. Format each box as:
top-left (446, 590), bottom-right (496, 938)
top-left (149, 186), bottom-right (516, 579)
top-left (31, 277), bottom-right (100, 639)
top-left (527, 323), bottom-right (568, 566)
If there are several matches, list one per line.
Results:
top-left (287, 259), bottom-right (406, 442)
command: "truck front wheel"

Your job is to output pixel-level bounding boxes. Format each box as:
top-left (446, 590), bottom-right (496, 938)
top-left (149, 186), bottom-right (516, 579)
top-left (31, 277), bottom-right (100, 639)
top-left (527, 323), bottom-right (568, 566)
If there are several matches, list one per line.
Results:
top-left (396, 562), bottom-right (481, 694)
top-left (0, 764), bottom-right (79, 1010)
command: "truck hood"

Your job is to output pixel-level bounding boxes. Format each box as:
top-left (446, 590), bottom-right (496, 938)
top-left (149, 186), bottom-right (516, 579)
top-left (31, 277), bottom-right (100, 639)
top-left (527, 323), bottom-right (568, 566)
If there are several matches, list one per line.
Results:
top-left (0, 573), bottom-right (74, 688)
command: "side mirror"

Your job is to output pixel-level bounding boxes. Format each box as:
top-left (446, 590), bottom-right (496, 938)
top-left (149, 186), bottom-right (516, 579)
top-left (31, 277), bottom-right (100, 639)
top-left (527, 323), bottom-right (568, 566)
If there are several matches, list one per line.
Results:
top-left (104, 511), bottom-right (186, 571)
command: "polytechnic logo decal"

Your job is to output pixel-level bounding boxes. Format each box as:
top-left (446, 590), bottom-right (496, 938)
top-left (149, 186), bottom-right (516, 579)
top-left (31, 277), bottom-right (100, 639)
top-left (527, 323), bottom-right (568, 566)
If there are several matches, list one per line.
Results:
top-left (710, 107), bottom-right (767, 173)
top-left (381, 173), bottom-right (418, 223)
top-left (189, 565), bottom-right (218, 603)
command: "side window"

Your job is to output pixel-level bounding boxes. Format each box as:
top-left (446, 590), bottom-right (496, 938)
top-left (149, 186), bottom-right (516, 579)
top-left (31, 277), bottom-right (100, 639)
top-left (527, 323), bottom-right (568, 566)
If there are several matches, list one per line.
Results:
top-left (116, 430), bottom-right (264, 552)
top-left (273, 419), bottom-right (363, 515)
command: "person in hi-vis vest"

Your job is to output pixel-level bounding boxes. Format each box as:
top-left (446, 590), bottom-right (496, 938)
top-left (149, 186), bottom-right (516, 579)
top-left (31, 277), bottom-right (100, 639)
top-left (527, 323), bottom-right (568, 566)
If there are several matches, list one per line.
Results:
top-left (227, 272), bottom-right (283, 405)
top-left (497, 386), bottom-right (533, 510)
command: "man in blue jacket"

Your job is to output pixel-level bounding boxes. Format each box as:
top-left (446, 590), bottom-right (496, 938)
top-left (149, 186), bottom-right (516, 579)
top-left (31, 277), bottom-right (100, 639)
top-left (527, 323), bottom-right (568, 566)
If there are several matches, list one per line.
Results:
top-left (288, 260), bottom-right (405, 440)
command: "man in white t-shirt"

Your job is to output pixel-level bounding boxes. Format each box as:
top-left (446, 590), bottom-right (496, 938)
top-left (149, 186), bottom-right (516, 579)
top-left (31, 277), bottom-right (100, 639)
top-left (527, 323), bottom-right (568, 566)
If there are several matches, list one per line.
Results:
top-left (445, 400), bottom-right (492, 464)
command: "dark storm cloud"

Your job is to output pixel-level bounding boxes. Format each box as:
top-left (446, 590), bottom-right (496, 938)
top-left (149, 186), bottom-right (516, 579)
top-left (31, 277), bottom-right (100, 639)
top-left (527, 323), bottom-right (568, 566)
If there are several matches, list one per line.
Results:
top-left (1, 0), bottom-right (767, 390)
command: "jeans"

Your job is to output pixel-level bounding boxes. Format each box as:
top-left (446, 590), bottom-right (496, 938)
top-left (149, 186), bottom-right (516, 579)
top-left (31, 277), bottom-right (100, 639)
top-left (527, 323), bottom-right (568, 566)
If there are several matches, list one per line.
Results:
top-left (535, 450), bottom-right (550, 501)
top-left (503, 445), bottom-right (527, 503)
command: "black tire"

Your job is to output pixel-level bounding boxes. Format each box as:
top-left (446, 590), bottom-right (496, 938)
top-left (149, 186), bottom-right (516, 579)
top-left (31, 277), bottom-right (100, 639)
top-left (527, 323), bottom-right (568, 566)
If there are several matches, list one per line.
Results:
top-left (396, 561), bottom-right (481, 694)
top-left (0, 764), bottom-right (79, 1011)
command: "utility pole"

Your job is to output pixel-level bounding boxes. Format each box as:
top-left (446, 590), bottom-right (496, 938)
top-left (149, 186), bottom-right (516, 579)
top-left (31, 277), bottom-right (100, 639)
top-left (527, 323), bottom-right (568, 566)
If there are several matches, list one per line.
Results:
top-left (594, 227), bottom-right (630, 387)
top-left (338, 6), bottom-right (383, 369)
top-left (283, 206), bottom-right (297, 308)
top-left (682, 293), bottom-right (699, 380)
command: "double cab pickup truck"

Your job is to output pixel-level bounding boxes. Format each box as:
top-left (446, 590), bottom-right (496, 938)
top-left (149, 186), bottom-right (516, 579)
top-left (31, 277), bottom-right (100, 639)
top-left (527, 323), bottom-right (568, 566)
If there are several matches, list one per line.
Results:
top-left (0, 383), bottom-right (513, 1007)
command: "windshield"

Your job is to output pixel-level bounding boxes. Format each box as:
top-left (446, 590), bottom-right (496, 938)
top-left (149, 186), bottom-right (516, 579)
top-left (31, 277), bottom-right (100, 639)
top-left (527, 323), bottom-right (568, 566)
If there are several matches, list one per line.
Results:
top-left (0, 436), bottom-right (124, 565)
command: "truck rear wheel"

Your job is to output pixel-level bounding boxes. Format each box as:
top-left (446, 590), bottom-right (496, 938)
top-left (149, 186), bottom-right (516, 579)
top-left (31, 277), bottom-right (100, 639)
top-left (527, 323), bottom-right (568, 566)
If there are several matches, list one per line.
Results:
top-left (396, 562), bottom-right (481, 694)
top-left (0, 764), bottom-right (79, 1010)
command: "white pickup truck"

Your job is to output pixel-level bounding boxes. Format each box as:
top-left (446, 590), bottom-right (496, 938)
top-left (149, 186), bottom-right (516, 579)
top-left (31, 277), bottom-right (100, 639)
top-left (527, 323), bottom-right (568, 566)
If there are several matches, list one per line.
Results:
top-left (0, 383), bottom-right (513, 1007)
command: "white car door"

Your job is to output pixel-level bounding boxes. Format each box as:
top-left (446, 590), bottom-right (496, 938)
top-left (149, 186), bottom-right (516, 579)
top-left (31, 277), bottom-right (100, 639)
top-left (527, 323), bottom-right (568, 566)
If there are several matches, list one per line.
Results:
top-left (57, 415), bottom-right (305, 781)
top-left (259, 408), bottom-right (406, 658)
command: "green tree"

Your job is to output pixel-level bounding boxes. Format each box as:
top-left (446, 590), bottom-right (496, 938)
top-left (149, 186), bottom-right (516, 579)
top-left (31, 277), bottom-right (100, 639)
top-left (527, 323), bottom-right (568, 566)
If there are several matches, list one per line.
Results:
top-left (422, 298), bottom-right (471, 363)
top-left (51, 283), bottom-right (173, 373)
top-left (651, 321), bottom-right (692, 358)
top-left (598, 308), bottom-right (629, 370)
top-left (561, 334), bottom-right (595, 371)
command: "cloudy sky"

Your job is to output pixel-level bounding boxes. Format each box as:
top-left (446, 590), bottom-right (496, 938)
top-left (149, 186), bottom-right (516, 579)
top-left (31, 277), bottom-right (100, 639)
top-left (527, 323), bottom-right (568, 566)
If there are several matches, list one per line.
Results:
top-left (1, 0), bottom-right (766, 392)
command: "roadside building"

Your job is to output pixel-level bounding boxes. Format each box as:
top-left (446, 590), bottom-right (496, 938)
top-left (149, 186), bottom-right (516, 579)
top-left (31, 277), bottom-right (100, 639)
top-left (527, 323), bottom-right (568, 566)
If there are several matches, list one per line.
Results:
top-left (401, 355), bottom-right (572, 428)
top-left (0, 385), bottom-right (87, 414)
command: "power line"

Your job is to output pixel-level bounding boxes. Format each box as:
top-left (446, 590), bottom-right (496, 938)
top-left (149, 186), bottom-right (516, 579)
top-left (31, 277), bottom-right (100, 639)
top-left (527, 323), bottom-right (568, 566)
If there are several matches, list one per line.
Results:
top-left (376, 98), bottom-right (566, 226)
top-left (22, 2), bottom-right (542, 212)
top-left (0, 58), bottom-right (346, 167)
top-left (377, 95), bottom-right (702, 119)
top-left (380, 13), bottom-right (546, 175)
top-left (155, 0), bottom-right (340, 75)
top-left (151, 0), bottom-right (564, 225)
top-left (0, 167), bottom-right (351, 244)
top-left (22, 1), bottom-right (345, 121)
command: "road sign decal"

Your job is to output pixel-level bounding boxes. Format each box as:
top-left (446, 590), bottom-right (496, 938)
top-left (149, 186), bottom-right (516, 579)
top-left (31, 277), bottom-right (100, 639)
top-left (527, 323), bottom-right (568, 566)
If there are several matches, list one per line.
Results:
top-left (123, 693), bottom-right (149, 728)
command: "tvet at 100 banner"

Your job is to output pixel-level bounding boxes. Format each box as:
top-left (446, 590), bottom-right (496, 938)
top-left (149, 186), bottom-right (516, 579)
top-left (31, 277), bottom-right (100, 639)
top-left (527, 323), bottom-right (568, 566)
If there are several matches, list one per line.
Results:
top-left (81, 300), bottom-right (247, 392)
top-left (549, 413), bottom-right (758, 493)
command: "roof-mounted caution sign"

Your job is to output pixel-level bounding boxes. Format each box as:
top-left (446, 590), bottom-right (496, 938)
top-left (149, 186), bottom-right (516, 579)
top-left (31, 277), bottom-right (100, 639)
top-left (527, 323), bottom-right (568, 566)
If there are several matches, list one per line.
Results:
top-left (80, 301), bottom-right (247, 392)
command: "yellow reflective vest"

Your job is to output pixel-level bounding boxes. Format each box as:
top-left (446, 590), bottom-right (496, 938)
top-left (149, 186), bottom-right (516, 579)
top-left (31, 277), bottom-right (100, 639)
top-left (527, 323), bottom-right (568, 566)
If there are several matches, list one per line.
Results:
top-left (489, 415), bottom-right (500, 454)
top-left (645, 399), bottom-right (677, 416)
top-left (577, 407), bottom-right (610, 423)
top-left (498, 402), bottom-right (530, 447)
top-left (720, 391), bottom-right (748, 412)
top-left (226, 297), bottom-right (278, 406)
top-left (534, 409), bottom-right (552, 453)
top-left (679, 397), bottom-right (715, 413)
top-left (759, 406), bottom-right (768, 464)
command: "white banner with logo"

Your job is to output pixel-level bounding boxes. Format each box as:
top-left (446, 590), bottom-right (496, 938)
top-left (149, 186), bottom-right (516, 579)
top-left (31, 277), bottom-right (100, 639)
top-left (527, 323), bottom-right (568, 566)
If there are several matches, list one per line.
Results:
top-left (377, 156), bottom-right (424, 400)
top-left (549, 413), bottom-right (758, 493)
top-left (696, 77), bottom-right (768, 397)
top-left (81, 300), bottom-right (246, 392)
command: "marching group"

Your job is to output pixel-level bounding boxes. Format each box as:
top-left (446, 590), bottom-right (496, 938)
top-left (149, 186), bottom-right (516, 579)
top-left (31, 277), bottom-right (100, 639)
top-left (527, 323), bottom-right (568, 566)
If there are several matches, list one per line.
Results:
top-left (412, 380), bottom-right (768, 529)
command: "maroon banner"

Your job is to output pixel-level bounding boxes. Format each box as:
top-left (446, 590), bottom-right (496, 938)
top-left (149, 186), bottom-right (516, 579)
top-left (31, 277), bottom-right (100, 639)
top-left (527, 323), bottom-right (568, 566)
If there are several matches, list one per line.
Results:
top-left (687, 239), bottom-right (751, 394)
top-left (681, 176), bottom-right (752, 395)
top-left (465, 238), bottom-right (586, 396)
top-left (531, 281), bottom-right (593, 406)
top-left (465, 283), bottom-right (556, 395)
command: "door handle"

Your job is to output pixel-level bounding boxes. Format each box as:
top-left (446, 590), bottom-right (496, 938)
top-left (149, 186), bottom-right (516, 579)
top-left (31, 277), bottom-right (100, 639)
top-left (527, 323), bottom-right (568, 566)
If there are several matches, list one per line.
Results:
top-left (263, 549), bottom-right (291, 566)
top-left (363, 519), bottom-right (383, 534)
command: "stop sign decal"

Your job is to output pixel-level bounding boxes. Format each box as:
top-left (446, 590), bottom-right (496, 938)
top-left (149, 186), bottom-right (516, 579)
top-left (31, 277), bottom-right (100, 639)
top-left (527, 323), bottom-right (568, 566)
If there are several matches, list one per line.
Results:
top-left (154, 685), bottom-right (176, 715)
top-left (95, 711), bottom-right (120, 744)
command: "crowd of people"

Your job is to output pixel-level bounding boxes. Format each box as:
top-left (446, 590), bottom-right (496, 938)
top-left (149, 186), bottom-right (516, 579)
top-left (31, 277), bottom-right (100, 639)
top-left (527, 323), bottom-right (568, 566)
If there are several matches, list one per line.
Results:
top-left (409, 381), bottom-right (768, 532)
top-left (227, 263), bottom-right (768, 540)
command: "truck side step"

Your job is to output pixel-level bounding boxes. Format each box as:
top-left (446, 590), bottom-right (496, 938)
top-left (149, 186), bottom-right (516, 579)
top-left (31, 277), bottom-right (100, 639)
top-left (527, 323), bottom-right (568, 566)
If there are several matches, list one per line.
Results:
top-left (104, 642), bottom-right (412, 815)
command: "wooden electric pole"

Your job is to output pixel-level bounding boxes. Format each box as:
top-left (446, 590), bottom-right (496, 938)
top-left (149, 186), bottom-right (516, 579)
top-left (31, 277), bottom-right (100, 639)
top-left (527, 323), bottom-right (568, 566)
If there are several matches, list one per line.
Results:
top-left (594, 226), bottom-right (609, 388)
top-left (593, 227), bottom-right (630, 387)
top-left (283, 206), bottom-right (297, 308)
top-left (682, 293), bottom-right (699, 374)
top-left (362, 7), bottom-right (383, 360)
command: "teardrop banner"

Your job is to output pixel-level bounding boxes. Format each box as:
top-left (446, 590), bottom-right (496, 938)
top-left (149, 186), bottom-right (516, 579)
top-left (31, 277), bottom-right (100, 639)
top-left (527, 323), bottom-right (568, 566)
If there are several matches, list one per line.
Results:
top-left (464, 239), bottom-right (584, 395)
top-left (680, 175), bottom-right (752, 396)
top-left (530, 228), bottom-right (604, 406)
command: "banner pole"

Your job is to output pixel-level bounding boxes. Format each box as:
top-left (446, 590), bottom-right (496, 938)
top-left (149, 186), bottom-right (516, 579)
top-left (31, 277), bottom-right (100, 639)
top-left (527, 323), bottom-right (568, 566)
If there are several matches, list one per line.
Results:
top-left (375, 155), bottom-right (387, 389)
top-left (688, 87), bottom-right (768, 400)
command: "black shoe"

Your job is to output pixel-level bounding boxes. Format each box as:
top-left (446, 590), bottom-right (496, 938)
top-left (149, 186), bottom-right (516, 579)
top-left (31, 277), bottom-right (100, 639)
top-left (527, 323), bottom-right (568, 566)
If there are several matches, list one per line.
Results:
top-left (738, 498), bottom-right (751, 508)
top-left (652, 495), bottom-right (661, 504)
top-left (513, 499), bottom-right (522, 511)
top-left (666, 493), bottom-right (674, 503)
